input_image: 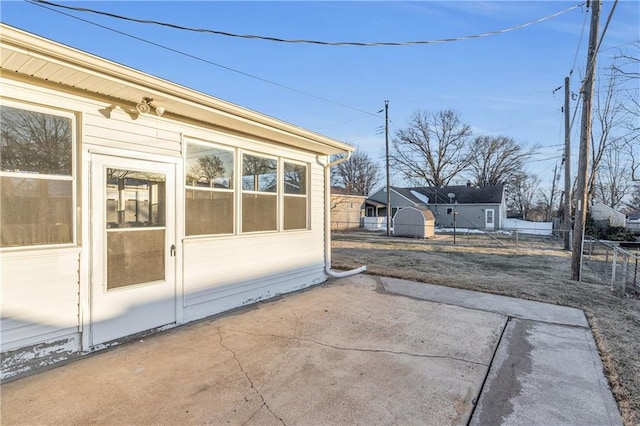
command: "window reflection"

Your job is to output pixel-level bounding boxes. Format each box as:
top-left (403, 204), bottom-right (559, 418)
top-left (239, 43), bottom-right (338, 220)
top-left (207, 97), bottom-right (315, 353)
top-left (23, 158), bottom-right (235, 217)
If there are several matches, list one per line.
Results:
top-left (106, 169), bottom-right (165, 228)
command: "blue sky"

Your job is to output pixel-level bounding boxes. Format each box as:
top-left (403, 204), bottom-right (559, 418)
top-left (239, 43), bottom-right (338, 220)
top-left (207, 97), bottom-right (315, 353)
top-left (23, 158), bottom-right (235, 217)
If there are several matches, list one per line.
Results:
top-left (1, 1), bottom-right (638, 189)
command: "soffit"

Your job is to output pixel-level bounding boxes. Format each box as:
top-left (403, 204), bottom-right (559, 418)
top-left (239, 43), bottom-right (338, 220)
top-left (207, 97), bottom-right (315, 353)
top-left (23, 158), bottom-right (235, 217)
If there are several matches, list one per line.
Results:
top-left (0, 25), bottom-right (353, 156)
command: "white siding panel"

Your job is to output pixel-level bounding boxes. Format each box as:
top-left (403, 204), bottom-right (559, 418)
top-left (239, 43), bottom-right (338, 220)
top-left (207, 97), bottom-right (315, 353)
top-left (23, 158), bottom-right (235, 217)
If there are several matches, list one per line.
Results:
top-left (310, 163), bottom-right (326, 232)
top-left (1, 248), bottom-right (81, 352)
top-left (83, 122), bottom-right (180, 156)
top-left (183, 264), bottom-right (326, 323)
top-left (183, 231), bottom-right (324, 307)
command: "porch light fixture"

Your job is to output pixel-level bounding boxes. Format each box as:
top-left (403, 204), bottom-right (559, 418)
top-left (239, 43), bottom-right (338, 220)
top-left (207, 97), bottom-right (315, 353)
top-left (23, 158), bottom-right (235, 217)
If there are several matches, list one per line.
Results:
top-left (136, 97), bottom-right (165, 117)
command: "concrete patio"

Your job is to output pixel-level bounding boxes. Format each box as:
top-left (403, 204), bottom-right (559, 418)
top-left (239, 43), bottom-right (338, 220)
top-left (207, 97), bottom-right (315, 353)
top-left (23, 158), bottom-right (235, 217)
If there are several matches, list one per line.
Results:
top-left (0, 274), bottom-right (621, 425)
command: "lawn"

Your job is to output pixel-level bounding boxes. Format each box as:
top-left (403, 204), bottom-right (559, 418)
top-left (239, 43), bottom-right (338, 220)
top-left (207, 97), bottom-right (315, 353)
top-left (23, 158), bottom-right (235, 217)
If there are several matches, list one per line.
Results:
top-left (331, 232), bottom-right (640, 426)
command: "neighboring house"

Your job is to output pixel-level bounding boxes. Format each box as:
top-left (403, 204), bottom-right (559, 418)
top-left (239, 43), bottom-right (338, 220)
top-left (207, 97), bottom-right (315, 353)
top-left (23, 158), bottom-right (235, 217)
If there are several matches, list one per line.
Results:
top-left (330, 187), bottom-right (366, 230)
top-left (365, 185), bottom-right (506, 229)
top-left (0, 25), bottom-right (355, 379)
top-left (590, 202), bottom-right (626, 227)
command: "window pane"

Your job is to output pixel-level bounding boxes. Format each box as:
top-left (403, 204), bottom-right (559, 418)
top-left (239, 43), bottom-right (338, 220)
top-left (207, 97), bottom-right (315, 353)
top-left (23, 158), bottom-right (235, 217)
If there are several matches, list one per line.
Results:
top-left (186, 143), bottom-right (234, 189)
top-left (107, 230), bottom-right (164, 289)
top-left (107, 169), bottom-right (165, 229)
top-left (0, 105), bottom-right (72, 175)
top-left (0, 177), bottom-right (73, 247)
top-left (284, 163), bottom-right (306, 195)
top-left (185, 189), bottom-right (234, 235)
top-left (284, 196), bottom-right (307, 230)
top-left (242, 193), bottom-right (276, 232)
top-left (242, 154), bottom-right (276, 192)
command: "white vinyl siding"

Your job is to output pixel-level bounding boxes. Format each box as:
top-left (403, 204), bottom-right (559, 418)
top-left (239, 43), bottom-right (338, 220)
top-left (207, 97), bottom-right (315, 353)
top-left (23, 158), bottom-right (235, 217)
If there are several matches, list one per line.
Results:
top-left (1, 75), bottom-right (330, 375)
top-left (0, 247), bottom-right (80, 352)
top-left (182, 158), bottom-right (324, 311)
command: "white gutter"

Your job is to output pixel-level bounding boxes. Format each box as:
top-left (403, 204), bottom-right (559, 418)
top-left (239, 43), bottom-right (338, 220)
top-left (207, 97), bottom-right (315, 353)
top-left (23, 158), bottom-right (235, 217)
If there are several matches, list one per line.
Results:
top-left (322, 152), bottom-right (367, 278)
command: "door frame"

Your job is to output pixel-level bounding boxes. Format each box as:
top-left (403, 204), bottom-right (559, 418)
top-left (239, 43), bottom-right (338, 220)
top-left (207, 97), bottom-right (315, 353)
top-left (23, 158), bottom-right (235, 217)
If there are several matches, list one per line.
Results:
top-left (485, 208), bottom-right (495, 229)
top-left (83, 149), bottom-right (183, 349)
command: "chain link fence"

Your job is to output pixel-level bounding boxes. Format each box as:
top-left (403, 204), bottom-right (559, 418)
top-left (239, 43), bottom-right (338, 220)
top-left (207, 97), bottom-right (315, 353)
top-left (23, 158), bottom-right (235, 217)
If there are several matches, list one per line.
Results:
top-left (330, 221), bottom-right (567, 249)
top-left (582, 239), bottom-right (640, 297)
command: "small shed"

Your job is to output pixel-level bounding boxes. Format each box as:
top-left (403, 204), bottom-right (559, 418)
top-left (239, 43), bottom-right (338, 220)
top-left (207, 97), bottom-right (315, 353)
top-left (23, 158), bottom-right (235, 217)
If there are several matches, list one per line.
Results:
top-left (393, 207), bottom-right (435, 239)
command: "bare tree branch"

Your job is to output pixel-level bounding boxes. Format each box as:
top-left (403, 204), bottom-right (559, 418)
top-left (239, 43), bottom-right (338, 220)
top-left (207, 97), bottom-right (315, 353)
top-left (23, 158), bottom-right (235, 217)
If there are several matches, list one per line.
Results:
top-left (467, 135), bottom-right (539, 187)
top-left (391, 109), bottom-right (472, 187)
top-left (331, 149), bottom-right (380, 196)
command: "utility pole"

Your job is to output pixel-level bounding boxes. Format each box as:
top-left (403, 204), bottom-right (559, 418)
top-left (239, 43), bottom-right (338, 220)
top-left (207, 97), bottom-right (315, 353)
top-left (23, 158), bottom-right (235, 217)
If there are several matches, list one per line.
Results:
top-left (563, 76), bottom-right (572, 251)
top-left (385, 100), bottom-right (391, 237)
top-left (572, 0), bottom-right (600, 281)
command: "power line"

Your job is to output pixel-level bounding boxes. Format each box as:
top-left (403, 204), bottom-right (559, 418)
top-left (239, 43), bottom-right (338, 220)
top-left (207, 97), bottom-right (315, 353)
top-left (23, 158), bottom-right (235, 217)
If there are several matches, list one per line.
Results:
top-left (582, 0), bottom-right (619, 91)
top-left (26, 0), bottom-right (382, 119)
top-left (569, 2), bottom-right (590, 76)
top-left (29, 0), bottom-right (585, 47)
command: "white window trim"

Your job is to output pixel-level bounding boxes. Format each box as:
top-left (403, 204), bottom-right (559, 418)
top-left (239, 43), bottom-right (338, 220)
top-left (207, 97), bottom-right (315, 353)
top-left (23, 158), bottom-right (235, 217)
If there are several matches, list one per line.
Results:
top-left (183, 138), bottom-right (237, 238)
top-left (282, 159), bottom-right (310, 231)
top-left (0, 101), bottom-right (78, 250)
top-left (240, 150), bottom-right (279, 234)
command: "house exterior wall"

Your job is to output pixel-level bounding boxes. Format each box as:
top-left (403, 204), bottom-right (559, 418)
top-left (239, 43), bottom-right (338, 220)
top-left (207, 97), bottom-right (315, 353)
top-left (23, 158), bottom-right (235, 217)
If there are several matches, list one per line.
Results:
top-left (0, 72), bottom-right (331, 378)
top-left (331, 194), bottom-right (365, 230)
top-left (428, 204), bottom-right (503, 229)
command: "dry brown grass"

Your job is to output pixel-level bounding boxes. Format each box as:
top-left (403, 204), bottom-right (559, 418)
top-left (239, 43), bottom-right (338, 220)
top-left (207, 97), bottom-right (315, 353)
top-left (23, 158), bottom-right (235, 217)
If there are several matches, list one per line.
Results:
top-left (332, 232), bottom-right (640, 426)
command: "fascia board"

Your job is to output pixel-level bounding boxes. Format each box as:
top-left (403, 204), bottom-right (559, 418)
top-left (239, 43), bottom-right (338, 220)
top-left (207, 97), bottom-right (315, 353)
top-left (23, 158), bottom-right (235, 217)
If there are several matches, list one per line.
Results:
top-left (0, 24), bottom-right (353, 155)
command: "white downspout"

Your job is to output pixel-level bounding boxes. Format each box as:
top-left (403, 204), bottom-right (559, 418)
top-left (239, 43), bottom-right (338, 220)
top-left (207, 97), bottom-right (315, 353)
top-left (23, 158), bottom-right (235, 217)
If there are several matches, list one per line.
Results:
top-left (322, 152), bottom-right (367, 278)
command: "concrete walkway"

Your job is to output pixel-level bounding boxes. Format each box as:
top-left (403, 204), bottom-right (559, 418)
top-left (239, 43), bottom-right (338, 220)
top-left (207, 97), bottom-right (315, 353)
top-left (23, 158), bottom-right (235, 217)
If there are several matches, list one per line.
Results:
top-left (1, 275), bottom-right (621, 425)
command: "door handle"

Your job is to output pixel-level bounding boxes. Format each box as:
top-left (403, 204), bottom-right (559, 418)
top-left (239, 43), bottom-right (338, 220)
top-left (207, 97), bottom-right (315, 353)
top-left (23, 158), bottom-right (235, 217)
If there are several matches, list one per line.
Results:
top-left (170, 244), bottom-right (176, 257)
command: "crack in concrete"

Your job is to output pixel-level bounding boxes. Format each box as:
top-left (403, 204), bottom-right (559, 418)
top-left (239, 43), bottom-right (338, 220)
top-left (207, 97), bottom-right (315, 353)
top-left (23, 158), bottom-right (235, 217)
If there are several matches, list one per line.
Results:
top-left (221, 327), bottom-right (489, 367)
top-left (216, 329), bottom-right (286, 426)
top-left (289, 307), bottom-right (301, 338)
top-left (466, 316), bottom-right (512, 425)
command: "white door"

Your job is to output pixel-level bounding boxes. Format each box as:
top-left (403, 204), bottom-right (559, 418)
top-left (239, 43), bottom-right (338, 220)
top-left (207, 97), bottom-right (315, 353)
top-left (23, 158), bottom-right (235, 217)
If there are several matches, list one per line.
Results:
top-left (90, 154), bottom-right (176, 346)
top-left (485, 208), bottom-right (495, 229)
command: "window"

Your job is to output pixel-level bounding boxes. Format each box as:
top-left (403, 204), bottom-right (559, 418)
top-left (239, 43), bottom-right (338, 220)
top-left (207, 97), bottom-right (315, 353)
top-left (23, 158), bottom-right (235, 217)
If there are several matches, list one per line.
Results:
top-left (242, 153), bottom-right (277, 232)
top-left (185, 142), bottom-right (234, 236)
top-left (283, 162), bottom-right (307, 230)
top-left (446, 207), bottom-right (453, 215)
top-left (0, 105), bottom-right (74, 247)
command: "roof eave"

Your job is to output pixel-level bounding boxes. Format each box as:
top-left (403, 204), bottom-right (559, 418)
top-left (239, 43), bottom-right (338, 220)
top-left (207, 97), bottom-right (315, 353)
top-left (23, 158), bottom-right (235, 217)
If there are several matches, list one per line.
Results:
top-left (0, 24), bottom-right (353, 156)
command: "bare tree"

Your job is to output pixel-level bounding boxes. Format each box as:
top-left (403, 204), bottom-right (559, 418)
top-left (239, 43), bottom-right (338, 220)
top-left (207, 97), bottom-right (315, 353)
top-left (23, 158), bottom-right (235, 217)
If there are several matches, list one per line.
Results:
top-left (243, 155), bottom-right (276, 191)
top-left (391, 109), bottom-right (472, 187)
top-left (611, 40), bottom-right (639, 83)
top-left (538, 165), bottom-right (561, 221)
top-left (593, 141), bottom-right (631, 209)
top-left (1, 106), bottom-right (72, 174)
top-left (468, 135), bottom-right (539, 187)
top-left (587, 64), bottom-right (634, 203)
top-left (187, 155), bottom-right (225, 187)
top-left (625, 184), bottom-right (640, 212)
top-left (331, 149), bottom-right (380, 196)
top-left (506, 172), bottom-right (540, 220)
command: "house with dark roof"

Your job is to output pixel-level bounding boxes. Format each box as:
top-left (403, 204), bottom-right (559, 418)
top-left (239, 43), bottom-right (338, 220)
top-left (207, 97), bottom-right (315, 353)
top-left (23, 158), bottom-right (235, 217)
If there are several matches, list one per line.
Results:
top-left (365, 185), bottom-right (506, 229)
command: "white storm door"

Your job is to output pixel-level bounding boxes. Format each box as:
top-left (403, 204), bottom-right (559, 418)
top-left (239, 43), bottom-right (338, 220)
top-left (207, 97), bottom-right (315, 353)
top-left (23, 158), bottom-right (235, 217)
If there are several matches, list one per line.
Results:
top-left (90, 154), bottom-right (176, 346)
top-left (485, 209), bottom-right (495, 229)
